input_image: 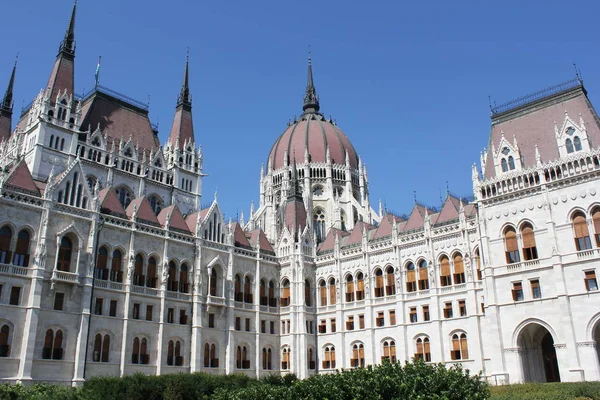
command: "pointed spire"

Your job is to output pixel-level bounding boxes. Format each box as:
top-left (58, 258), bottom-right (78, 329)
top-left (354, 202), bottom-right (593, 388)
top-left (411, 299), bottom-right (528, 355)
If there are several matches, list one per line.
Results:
top-left (177, 49), bottom-right (192, 109)
top-left (59, 0), bottom-right (77, 57)
top-left (1, 58), bottom-right (16, 113)
top-left (302, 48), bottom-right (320, 113)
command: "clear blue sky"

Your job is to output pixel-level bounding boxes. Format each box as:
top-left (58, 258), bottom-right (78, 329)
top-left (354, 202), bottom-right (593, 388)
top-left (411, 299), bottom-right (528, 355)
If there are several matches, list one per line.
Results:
top-left (2, 0), bottom-right (599, 219)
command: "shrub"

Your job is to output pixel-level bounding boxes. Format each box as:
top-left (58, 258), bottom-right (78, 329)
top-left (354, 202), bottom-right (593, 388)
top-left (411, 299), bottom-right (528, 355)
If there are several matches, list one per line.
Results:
top-left (489, 382), bottom-right (600, 400)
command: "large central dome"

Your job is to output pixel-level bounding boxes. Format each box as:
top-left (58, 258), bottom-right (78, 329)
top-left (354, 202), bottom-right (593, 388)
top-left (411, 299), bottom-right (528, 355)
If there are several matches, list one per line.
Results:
top-left (267, 56), bottom-right (359, 170)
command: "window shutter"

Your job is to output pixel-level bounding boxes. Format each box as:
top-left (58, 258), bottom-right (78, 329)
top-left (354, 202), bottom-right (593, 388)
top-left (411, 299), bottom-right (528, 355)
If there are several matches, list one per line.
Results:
top-left (407, 269), bottom-right (415, 282)
top-left (419, 267), bottom-right (428, 280)
top-left (574, 215), bottom-right (589, 238)
top-left (440, 258), bottom-right (450, 276)
top-left (454, 256), bottom-right (464, 274)
top-left (505, 229), bottom-right (518, 252)
top-left (460, 335), bottom-right (469, 359)
top-left (376, 275), bottom-right (384, 288)
top-left (522, 226), bottom-right (536, 248)
top-left (386, 271), bottom-right (394, 286)
top-left (357, 279), bottom-right (364, 292)
top-left (283, 287), bottom-right (290, 299)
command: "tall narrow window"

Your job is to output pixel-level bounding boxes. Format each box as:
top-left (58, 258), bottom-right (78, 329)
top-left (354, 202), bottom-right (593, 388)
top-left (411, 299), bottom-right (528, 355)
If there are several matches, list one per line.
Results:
top-left (204, 343), bottom-right (210, 367)
top-left (260, 279), bottom-right (267, 306)
top-left (96, 246), bottom-right (108, 280)
top-left (566, 138), bottom-right (574, 153)
top-left (374, 269), bottom-right (384, 297)
top-left (305, 279), bottom-right (312, 306)
top-left (508, 156), bottom-right (515, 170)
top-left (592, 208), bottom-right (600, 247)
top-left (111, 250), bottom-right (123, 282)
top-left (56, 237), bottom-right (73, 272)
top-left (418, 260), bottom-right (429, 290)
top-left (0, 226), bottom-right (12, 264)
top-left (9, 287), bottom-right (20, 305)
top-left (167, 340), bottom-right (174, 365)
top-left (245, 276), bottom-right (253, 303)
top-left (574, 136), bottom-right (582, 151)
top-left (355, 273), bottom-right (364, 301)
top-left (452, 254), bottom-right (464, 284)
top-left (133, 254), bottom-right (144, 286)
top-left (521, 224), bottom-right (538, 260)
top-left (415, 337), bottom-right (431, 362)
top-left (281, 279), bottom-right (290, 307)
top-left (147, 256), bottom-right (157, 288)
top-left (13, 230), bottom-right (30, 267)
top-left (234, 274), bottom-right (242, 302)
top-left (281, 347), bottom-right (290, 370)
top-left (346, 275), bottom-right (355, 302)
top-left (319, 280), bottom-right (327, 306)
top-left (167, 261), bottom-right (177, 292)
top-left (501, 158), bottom-right (508, 172)
top-left (329, 278), bottom-right (336, 305)
top-left (308, 348), bottom-right (315, 369)
top-left (406, 262), bottom-right (417, 292)
top-left (43, 329), bottom-right (63, 360)
top-left (180, 264), bottom-right (189, 293)
top-left (440, 256), bottom-right (452, 286)
top-left (269, 280), bottom-right (276, 307)
top-left (474, 248), bottom-right (482, 280)
top-left (0, 325), bottom-right (10, 357)
top-left (530, 279), bottom-right (541, 299)
top-left (451, 333), bottom-right (469, 360)
top-left (504, 227), bottom-right (520, 263)
top-left (573, 212), bottom-right (592, 251)
top-left (209, 268), bottom-right (218, 296)
top-left (386, 266), bottom-right (396, 295)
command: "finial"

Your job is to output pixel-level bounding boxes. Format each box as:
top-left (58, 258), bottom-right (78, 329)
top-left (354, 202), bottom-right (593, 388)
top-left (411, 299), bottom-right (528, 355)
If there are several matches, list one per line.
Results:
top-left (214, 188), bottom-right (218, 201)
top-left (413, 190), bottom-right (417, 204)
top-left (177, 50), bottom-right (192, 108)
top-left (302, 47), bottom-right (320, 113)
top-left (59, 0), bottom-right (77, 56)
top-left (574, 63), bottom-right (583, 82)
top-left (1, 56), bottom-right (17, 112)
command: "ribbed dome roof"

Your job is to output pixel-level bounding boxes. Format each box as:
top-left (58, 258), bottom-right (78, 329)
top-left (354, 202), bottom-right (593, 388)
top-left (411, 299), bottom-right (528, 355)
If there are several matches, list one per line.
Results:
top-left (268, 112), bottom-right (359, 170)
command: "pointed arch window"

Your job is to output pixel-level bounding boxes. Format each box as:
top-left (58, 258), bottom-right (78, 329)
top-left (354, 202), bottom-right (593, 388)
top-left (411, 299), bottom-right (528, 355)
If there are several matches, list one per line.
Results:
top-left (453, 254), bottom-right (465, 284)
top-left (263, 347), bottom-right (273, 370)
top-left (313, 208), bottom-right (326, 243)
top-left (96, 246), bottom-right (108, 280)
top-left (0, 325), bottom-right (10, 357)
top-left (260, 279), bottom-right (268, 306)
top-left (167, 261), bottom-right (177, 292)
top-left (180, 264), bottom-right (189, 293)
top-left (132, 337), bottom-right (149, 364)
top-left (0, 226), bottom-right (12, 264)
top-left (351, 343), bottom-right (365, 367)
top-left (234, 274), bottom-right (243, 302)
top-left (382, 340), bottom-right (396, 363)
top-left (209, 268), bottom-right (218, 296)
top-left (521, 224), bottom-right (538, 260)
top-left (133, 254), bottom-right (144, 286)
top-left (386, 266), bottom-right (396, 295)
top-left (281, 279), bottom-right (290, 307)
top-left (439, 256), bottom-right (452, 286)
top-left (593, 208), bottom-right (600, 247)
top-left (501, 158), bottom-right (508, 172)
top-left (111, 249), bottom-right (123, 282)
top-left (56, 237), bottom-right (73, 272)
top-left (319, 280), bottom-right (327, 306)
top-left (450, 333), bottom-right (469, 360)
top-left (566, 138), bottom-right (574, 153)
top-left (345, 275), bottom-right (355, 302)
top-left (574, 136), bottom-right (582, 151)
top-left (281, 347), bottom-right (290, 370)
top-left (308, 348), bottom-right (315, 369)
top-left (147, 256), bottom-right (157, 288)
top-left (117, 187), bottom-right (132, 208)
top-left (406, 262), bottom-right (417, 292)
top-left (504, 226), bottom-right (520, 263)
top-left (374, 268), bottom-right (384, 297)
top-left (415, 337), bottom-right (431, 362)
top-left (355, 273), bottom-right (364, 301)
top-left (508, 156), bottom-right (515, 170)
top-left (244, 276), bottom-right (253, 304)
top-left (418, 260), bottom-right (429, 290)
top-left (13, 230), bottom-right (31, 267)
top-left (474, 248), bottom-right (482, 280)
top-left (268, 279), bottom-right (276, 307)
top-left (573, 212), bottom-right (592, 251)
top-left (42, 328), bottom-right (63, 360)
top-left (323, 345), bottom-right (336, 369)
top-left (328, 278), bottom-right (336, 305)
top-left (93, 333), bottom-right (110, 362)
top-left (204, 343), bottom-right (218, 367)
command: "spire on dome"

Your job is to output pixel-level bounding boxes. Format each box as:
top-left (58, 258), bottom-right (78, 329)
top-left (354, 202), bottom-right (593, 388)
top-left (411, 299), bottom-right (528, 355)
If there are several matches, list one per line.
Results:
top-left (177, 49), bottom-right (192, 109)
top-left (168, 52), bottom-right (195, 149)
top-left (59, 0), bottom-right (77, 58)
top-left (302, 48), bottom-right (320, 113)
top-left (0, 59), bottom-right (16, 141)
top-left (46, 1), bottom-right (77, 102)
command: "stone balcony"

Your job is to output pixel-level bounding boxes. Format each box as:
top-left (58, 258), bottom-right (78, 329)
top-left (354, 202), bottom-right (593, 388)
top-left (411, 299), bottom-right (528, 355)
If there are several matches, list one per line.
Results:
top-left (0, 263), bottom-right (30, 278)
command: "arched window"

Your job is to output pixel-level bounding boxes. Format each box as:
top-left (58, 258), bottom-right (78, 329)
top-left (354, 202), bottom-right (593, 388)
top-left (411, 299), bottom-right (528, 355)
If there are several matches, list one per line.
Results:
top-left (281, 279), bottom-right (290, 307)
top-left (415, 337), bottom-right (431, 362)
top-left (167, 261), bottom-right (177, 292)
top-left (42, 329), bottom-right (63, 360)
top-left (49, 135), bottom-right (54, 148)
top-left (56, 237), bottom-right (73, 272)
top-left (406, 262), bottom-right (416, 292)
top-left (260, 279), bottom-right (267, 306)
top-left (0, 325), bottom-right (10, 357)
top-left (167, 340), bottom-right (182, 366)
top-left (521, 223), bottom-right (538, 260)
top-left (319, 280), bottom-right (327, 306)
top-left (501, 158), bottom-right (508, 172)
top-left (566, 138), bottom-right (574, 153)
top-left (203, 343), bottom-right (210, 367)
top-left (386, 266), bottom-right (396, 295)
top-left (96, 246), bottom-right (108, 280)
top-left (13, 230), bottom-right (31, 267)
top-left (281, 347), bottom-right (290, 370)
top-left (439, 256), bottom-right (452, 286)
top-left (351, 343), bottom-right (365, 367)
top-left (0, 226), bottom-right (12, 264)
top-left (450, 333), bottom-right (469, 360)
top-left (236, 345), bottom-right (249, 369)
top-left (313, 208), bottom-right (326, 243)
top-left (204, 343), bottom-right (217, 368)
top-left (133, 254), bottom-right (144, 286)
top-left (508, 156), bottom-right (515, 170)
top-left (117, 187), bottom-right (132, 208)
top-left (180, 264), bottom-right (189, 293)
top-left (374, 269), bottom-right (384, 297)
top-left (593, 208), bottom-right (600, 247)
top-left (453, 253), bottom-right (465, 284)
top-left (329, 278), bottom-right (336, 305)
top-left (147, 256), bottom-right (157, 288)
top-left (132, 337), bottom-right (149, 364)
top-left (93, 333), bottom-right (110, 362)
top-left (574, 136), bottom-right (582, 151)
top-left (244, 276), bottom-right (253, 304)
top-left (474, 248), bottom-right (482, 280)
top-left (149, 195), bottom-right (162, 216)
top-left (111, 249), bottom-right (123, 282)
top-left (355, 273), bottom-right (364, 301)
top-left (345, 275), bottom-right (355, 302)
top-left (418, 260), bottom-right (429, 290)
top-left (308, 348), bottom-right (315, 369)
top-left (573, 212), bottom-right (592, 251)
top-left (268, 280), bottom-right (276, 307)
top-left (323, 345), bottom-right (336, 369)
top-left (504, 226), bottom-right (520, 263)
top-left (209, 268), bottom-right (218, 296)
top-left (382, 340), bottom-right (396, 363)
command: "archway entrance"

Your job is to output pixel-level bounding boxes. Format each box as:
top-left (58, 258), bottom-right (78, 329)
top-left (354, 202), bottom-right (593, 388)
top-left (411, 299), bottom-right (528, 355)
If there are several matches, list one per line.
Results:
top-left (594, 322), bottom-right (600, 370)
top-left (517, 323), bottom-right (560, 382)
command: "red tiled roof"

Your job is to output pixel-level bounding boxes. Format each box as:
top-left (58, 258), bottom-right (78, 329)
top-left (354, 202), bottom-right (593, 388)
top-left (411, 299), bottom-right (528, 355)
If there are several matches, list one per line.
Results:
top-left (284, 199), bottom-right (307, 235)
top-left (248, 229), bottom-right (274, 253)
top-left (402, 204), bottom-right (428, 231)
top-left (484, 86), bottom-right (600, 179)
top-left (79, 91), bottom-right (159, 154)
top-left (268, 112), bottom-right (359, 170)
top-left (98, 187), bottom-right (127, 217)
top-left (46, 56), bottom-right (74, 103)
top-left (317, 228), bottom-right (349, 253)
top-left (344, 221), bottom-right (375, 246)
top-left (5, 161), bottom-right (40, 196)
top-left (435, 196), bottom-right (460, 225)
top-left (168, 107), bottom-right (194, 149)
top-left (126, 197), bottom-right (160, 225)
top-left (231, 222), bottom-right (252, 248)
top-left (372, 214), bottom-right (403, 239)
top-left (157, 205), bottom-right (190, 233)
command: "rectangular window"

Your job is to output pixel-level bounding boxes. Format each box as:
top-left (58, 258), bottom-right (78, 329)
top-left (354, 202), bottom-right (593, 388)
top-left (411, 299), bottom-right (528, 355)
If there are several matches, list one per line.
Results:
top-left (530, 279), bottom-right (542, 299)
top-left (309, 321), bottom-right (314, 334)
top-left (512, 282), bottom-right (524, 301)
top-left (331, 318), bottom-right (337, 333)
top-left (235, 317), bottom-right (241, 331)
top-left (346, 316), bottom-right (355, 331)
top-left (443, 302), bottom-right (453, 319)
top-left (94, 298), bottom-right (103, 315)
top-left (286, 320), bottom-right (290, 333)
top-left (270, 320), bottom-right (275, 334)
top-left (585, 270), bottom-right (598, 291)
top-left (422, 305), bottom-right (430, 321)
top-left (389, 310), bottom-right (396, 325)
top-left (458, 300), bottom-right (467, 317)
top-left (376, 311), bottom-right (385, 327)
top-left (9, 286), bottom-right (20, 306)
top-left (208, 313), bottom-right (215, 328)
top-left (132, 303), bottom-right (140, 319)
top-left (54, 292), bottom-right (65, 311)
top-left (167, 307), bottom-right (174, 323)
top-left (261, 320), bottom-right (266, 333)
top-left (109, 300), bottom-right (117, 317)
top-left (180, 309), bottom-right (188, 325)
top-left (146, 305), bottom-right (153, 321)
top-left (409, 307), bottom-right (417, 323)
top-left (245, 318), bottom-right (250, 332)
top-left (281, 320), bottom-right (286, 334)
top-left (359, 314), bottom-right (365, 329)
top-left (319, 319), bottom-right (327, 333)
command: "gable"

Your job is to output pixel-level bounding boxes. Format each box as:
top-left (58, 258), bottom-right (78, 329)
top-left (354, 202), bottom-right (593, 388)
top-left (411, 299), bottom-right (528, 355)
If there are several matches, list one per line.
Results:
top-left (98, 187), bottom-right (127, 217)
top-left (5, 161), bottom-right (41, 196)
top-left (126, 197), bottom-right (160, 225)
top-left (157, 205), bottom-right (190, 233)
top-left (435, 196), bottom-right (460, 225)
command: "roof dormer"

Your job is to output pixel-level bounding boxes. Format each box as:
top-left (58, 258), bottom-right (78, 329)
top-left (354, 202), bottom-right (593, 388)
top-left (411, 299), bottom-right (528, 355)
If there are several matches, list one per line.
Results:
top-left (493, 133), bottom-right (522, 175)
top-left (556, 112), bottom-right (590, 158)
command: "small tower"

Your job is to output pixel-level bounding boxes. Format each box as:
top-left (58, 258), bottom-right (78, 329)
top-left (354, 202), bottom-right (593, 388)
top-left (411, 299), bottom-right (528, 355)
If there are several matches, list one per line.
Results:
top-left (0, 61), bottom-right (16, 141)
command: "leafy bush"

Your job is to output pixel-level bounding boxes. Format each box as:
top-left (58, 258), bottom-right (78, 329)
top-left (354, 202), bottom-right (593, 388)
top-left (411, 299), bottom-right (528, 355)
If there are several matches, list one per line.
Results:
top-left (489, 382), bottom-right (600, 400)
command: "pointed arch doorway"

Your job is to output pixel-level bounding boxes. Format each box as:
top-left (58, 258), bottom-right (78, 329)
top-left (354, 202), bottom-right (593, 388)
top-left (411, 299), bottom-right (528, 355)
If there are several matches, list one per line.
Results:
top-left (517, 323), bottom-right (560, 382)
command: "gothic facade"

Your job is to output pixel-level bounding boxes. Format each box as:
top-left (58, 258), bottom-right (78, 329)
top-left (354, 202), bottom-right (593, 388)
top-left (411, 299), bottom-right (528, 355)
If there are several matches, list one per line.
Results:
top-left (0, 3), bottom-right (599, 386)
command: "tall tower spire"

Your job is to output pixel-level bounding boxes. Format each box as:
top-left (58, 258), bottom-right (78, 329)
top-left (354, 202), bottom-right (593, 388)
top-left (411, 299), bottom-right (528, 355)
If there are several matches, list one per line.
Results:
top-left (168, 52), bottom-right (195, 149)
top-left (45, 1), bottom-right (77, 103)
top-left (0, 59), bottom-right (16, 141)
top-left (302, 49), bottom-right (320, 113)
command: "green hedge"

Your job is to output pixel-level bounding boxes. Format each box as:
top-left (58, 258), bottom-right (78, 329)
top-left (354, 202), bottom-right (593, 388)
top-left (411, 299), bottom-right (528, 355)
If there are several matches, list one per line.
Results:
top-left (489, 382), bottom-right (600, 400)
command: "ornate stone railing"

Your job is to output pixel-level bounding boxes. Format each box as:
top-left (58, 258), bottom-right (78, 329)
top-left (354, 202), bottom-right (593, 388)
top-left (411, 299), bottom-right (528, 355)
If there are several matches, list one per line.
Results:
top-left (0, 263), bottom-right (30, 277)
top-left (52, 270), bottom-right (79, 283)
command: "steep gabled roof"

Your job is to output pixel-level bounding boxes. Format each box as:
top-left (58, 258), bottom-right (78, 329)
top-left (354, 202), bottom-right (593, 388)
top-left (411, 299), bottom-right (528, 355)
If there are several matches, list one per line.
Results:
top-left (231, 222), bottom-right (252, 248)
top-left (343, 221), bottom-right (375, 247)
top-left (435, 196), bottom-right (461, 225)
top-left (317, 227), bottom-right (349, 253)
top-left (248, 229), bottom-right (274, 254)
top-left (126, 197), bottom-right (160, 225)
top-left (402, 204), bottom-right (429, 232)
top-left (4, 161), bottom-right (40, 196)
top-left (284, 199), bottom-right (307, 238)
top-left (98, 187), bottom-right (126, 217)
top-left (157, 205), bottom-right (190, 233)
